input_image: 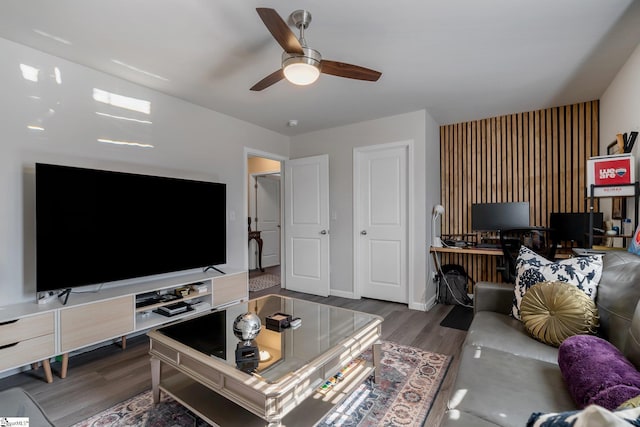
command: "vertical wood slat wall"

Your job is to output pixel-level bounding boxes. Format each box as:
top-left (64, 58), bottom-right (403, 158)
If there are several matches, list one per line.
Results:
top-left (439, 100), bottom-right (599, 285)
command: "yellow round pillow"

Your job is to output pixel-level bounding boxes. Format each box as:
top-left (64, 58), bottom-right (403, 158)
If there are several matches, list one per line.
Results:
top-left (617, 394), bottom-right (640, 410)
top-left (520, 281), bottom-right (599, 347)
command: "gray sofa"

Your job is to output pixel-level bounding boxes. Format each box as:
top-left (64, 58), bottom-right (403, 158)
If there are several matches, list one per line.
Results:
top-left (0, 387), bottom-right (54, 426)
top-left (442, 250), bottom-right (640, 426)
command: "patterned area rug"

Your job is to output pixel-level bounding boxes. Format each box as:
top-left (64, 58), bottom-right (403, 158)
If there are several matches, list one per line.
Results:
top-left (317, 341), bottom-right (452, 426)
top-left (248, 273), bottom-right (280, 291)
top-left (72, 341), bottom-right (451, 427)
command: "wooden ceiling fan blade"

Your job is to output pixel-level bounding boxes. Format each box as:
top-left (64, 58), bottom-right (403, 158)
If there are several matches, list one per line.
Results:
top-left (256, 8), bottom-right (303, 54)
top-left (250, 69), bottom-right (284, 91)
top-left (321, 60), bottom-right (382, 81)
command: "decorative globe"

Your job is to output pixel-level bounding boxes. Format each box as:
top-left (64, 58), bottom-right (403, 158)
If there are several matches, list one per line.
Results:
top-left (233, 312), bottom-right (262, 342)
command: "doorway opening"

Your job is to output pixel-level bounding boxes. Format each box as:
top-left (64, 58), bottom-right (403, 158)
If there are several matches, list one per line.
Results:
top-left (247, 155), bottom-right (282, 295)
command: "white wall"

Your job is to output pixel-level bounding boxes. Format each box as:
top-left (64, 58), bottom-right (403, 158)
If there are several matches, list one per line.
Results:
top-left (601, 43), bottom-right (640, 150)
top-left (425, 113), bottom-right (441, 308)
top-left (600, 41), bottom-right (640, 228)
top-left (0, 38), bottom-right (289, 304)
top-left (290, 110), bottom-right (441, 310)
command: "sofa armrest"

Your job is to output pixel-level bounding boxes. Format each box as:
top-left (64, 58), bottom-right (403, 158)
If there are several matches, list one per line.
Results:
top-left (625, 300), bottom-right (640, 369)
top-left (474, 281), bottom-right (514, 315)
top-left (0, 387), bottom-right (54, 426)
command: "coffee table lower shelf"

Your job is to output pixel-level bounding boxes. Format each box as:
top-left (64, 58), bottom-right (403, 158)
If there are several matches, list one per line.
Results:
top-left (159, 365), bottom-right (374, 427)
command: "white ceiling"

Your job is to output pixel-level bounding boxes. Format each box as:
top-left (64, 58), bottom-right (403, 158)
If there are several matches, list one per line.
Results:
top-left (1, 0), bottom-right (640, 136)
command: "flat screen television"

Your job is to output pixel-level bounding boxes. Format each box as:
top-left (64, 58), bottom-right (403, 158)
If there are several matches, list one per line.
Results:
top-left (550, 212), bottom-right (604, 247)
top-left (471, 202), bottom-right (530, 232)
top-left (36, 163), bottom-right (226, 292)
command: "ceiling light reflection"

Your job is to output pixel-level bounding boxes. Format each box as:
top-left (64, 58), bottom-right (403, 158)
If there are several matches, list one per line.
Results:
top-left (27, 125), bottom-right (45, 131)
top-left (259, 350), bottom-right (271, 362)
top-left (33, 29), bottom-right (72, 45)
top-left (54, 67), bottom-right (62, 84)
top-left (473, 346), bottom-right (482, 359)
top-left (95, 112), bottom-right (152, 124)
top-left (448, 389), bottom-right (468, 409)
top-left (97, 138), bottom-right (154, 148)
top-left (447, 410), bottom-right (461, 421)
top-left (111, 59), bottom-right (169, 82)
top-left (20, 64), bottom-right (39, 82)
top-left (93, 88), bottom-right (151, 114)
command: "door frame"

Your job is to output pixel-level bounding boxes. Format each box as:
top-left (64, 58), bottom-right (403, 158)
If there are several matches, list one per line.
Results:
top-left (352, 140), bottom-right (414, 302)
top-left (244, 147), bottom-right (287, 284)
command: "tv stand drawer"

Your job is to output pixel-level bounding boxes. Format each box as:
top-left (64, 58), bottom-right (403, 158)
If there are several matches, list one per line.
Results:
top-left (0, 312), bottom-right (55, 372)
top-left (0, 334), bottom-right (55, 372)
top-left (0, 312), bottom-right (54, 347)
top-left (60, 296), bottom-right (134, 352)
top-left (213, 272), bottom-right (248, 307)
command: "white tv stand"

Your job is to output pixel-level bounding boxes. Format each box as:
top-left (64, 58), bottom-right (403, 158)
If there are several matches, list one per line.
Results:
top-left (0, 268), bottom-right (248, 383)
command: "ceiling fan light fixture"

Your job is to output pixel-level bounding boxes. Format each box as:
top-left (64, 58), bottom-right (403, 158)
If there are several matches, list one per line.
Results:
top-left (283, 62), bottom-right (319, 85)
top-left (282, 47), bottom-right (321, 86)
top-left (251, 8), bottom-right (382, 91)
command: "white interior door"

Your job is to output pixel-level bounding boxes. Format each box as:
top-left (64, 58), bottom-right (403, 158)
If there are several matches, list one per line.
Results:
top-left (355, 145), bottom-right (408, 303)
top-left (255, 174), bottom-right (280, 268)
top-left (284, 155), bottom-right (330, 297)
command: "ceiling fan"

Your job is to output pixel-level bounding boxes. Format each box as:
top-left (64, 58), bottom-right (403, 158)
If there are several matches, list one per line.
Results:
top-left (250, 8), bottom-right (382, 91)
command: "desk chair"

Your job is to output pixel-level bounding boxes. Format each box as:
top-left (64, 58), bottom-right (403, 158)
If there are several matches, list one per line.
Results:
top-left (499, 227), bottom-right (558, 283)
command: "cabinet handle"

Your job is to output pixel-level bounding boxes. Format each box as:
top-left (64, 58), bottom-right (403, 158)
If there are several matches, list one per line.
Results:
top-left (0, 342), bottom-right (19, 350)
top-left (0, 319), bottom-right (18, 326)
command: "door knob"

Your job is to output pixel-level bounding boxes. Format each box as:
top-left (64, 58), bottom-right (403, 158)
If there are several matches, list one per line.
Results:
top-left (320, 229), bottom-right (328, 235)
top-left (361, 230), bottom-right (367, 235)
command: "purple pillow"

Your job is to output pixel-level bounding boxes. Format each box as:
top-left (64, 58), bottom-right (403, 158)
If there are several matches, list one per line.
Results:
top-left (558, 335), bottom-right (640, 410)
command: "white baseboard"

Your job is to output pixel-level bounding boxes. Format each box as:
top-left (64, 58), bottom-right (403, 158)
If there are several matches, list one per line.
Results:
top-left (409, 301), bottom-right (426, 311)
top-left (410, 294), bottom-right (437, 312)
top-left (426, 294), bottom-right (438, 310)
top-left (328, 291), bottom-right (437, 311)
top-left (0, 366), bottom-right (24, 380)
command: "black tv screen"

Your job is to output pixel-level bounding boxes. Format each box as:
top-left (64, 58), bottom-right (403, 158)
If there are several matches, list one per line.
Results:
top-left (36, 163), bottom-right (226, 292)
top-left (471, 202), bottom-right (530, 231)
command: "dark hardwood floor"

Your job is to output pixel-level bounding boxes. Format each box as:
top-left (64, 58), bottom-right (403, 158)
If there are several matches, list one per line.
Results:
top-left (0, 274), bottom-right (466, 427)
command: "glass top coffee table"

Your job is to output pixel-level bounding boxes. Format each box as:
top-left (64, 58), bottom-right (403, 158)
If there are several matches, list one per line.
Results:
top-left (148, 294), bottom-right (383, 426)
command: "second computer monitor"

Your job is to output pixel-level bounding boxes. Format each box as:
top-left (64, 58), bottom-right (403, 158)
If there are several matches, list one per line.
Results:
top-left (471, 202), bottom-right (530, 232)
top-left (549, 212), bottom-right (604, 247)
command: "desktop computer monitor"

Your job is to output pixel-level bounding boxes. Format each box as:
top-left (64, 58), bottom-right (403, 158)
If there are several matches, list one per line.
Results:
top-left (471, 202), bottom-right (530, 232)
top-left (549, 212), bottom-right (603, 247)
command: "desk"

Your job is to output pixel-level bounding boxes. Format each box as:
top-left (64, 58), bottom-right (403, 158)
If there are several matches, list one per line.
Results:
top-left (430, 246), bottom-right (572, 290)
top-left (572, 246), bottom-right (627, 257)
top-left (430, 246), bottom-right (505, 289)
top-left (430, 246), bottom-right (504, 256)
